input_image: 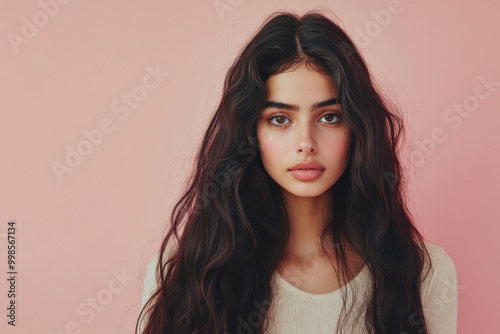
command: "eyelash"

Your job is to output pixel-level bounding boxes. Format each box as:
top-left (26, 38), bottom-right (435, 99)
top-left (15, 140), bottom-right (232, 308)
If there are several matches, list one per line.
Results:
top-left (267, 113), bottom-right (342, 128)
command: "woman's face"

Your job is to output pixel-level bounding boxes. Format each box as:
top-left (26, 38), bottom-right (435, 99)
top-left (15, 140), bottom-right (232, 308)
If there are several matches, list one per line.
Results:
top-left (257, 63), bottom-right (351, 199)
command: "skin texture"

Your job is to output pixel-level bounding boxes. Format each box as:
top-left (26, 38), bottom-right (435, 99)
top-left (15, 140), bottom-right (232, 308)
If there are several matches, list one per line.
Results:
top-left (257, 63), bottom-right (360, 293)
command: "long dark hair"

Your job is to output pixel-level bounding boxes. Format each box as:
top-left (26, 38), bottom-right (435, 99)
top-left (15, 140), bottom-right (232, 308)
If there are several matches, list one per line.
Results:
top-left (136, 8), bottom-right (433, 334)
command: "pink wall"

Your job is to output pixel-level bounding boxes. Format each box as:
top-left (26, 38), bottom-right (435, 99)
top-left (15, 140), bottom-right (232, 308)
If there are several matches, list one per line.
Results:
top-left (1, 0), bottom-right (498, 333)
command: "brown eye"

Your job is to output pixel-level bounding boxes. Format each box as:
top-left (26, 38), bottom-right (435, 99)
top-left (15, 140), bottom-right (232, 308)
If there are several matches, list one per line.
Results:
top-left (275, 116), bottom-right (286, 124)
top-left (268, 114), bottom-right (291, 128)
top-left (320, 113), bottom-right (341, 124)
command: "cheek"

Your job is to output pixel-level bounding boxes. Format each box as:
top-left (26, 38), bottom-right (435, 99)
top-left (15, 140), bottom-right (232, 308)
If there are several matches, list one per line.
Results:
top-left (324, 131), bottom-right (351, 160)
top-left (259, 136), bottom-right (288, 164)
top-left (257, 127), bottom-right (288, 167)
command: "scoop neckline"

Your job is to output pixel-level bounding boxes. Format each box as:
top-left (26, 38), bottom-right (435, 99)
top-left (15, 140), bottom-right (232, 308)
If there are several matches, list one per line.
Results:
top-left (273, 263), bottom-right (369, 299)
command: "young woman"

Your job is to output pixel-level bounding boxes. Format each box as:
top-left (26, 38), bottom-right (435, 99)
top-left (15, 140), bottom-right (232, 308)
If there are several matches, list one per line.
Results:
top-left (136, 9), bottom-right (457, 334)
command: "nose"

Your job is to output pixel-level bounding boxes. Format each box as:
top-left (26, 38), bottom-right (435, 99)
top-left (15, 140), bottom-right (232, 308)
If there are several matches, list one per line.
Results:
top-left (296, 122), bottom-right (317, 154)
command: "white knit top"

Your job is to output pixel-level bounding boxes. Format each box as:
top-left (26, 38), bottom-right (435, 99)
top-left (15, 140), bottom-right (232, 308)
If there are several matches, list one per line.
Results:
top-left (140, 241), bottom-right (457, 333)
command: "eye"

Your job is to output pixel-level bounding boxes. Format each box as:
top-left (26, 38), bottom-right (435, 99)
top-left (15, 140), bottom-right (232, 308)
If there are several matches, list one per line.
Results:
top-left (268, 114), bottom-right (292, 128)
top-left (267, 113), bottom-right (342, 128)
top-left (320, 113), bottom-right (341, 124)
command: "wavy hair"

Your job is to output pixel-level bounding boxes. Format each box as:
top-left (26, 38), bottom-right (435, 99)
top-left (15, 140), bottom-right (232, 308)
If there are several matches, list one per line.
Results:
top-left (136, 8), bottom-right (433, 334)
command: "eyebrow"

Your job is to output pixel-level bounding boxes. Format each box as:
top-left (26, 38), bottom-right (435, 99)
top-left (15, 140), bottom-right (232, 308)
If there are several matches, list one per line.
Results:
top-left (263, 97), bottom-right (340, 112)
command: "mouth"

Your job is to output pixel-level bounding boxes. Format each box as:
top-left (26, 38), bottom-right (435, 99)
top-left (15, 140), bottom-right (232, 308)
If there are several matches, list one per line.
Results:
top-left (289, 168), bottom-right (324, 171)
top-left (288, 168), bottom-right (325, 181)
top-left (288, 160), bottom-right (325, 171)
top-left (288, 160), bottom-right (325, 181)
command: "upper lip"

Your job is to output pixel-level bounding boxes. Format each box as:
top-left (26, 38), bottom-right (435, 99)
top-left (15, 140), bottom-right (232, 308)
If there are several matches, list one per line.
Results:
top-left (289, 160), bottom-right (325, 171)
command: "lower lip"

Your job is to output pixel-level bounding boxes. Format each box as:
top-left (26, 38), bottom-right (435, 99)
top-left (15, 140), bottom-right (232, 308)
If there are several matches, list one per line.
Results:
top-left (289, 169), bottom-right (324, 181)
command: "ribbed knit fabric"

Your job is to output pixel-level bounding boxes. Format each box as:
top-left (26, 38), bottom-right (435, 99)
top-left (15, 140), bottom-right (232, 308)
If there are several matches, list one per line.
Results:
top-left (139, 241), bottom-right (457, 333)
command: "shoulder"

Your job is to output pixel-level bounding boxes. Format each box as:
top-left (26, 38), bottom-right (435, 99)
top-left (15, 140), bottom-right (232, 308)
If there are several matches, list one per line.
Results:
top-left (420, 240), bottom-right (458, 333)
top-left (421, 241), bottom-right (457, 289)
top-left (141, 244), bottom-right (177, 307)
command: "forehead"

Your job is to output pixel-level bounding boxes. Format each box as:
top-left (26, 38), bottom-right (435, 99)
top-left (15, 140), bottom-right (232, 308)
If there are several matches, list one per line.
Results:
top-left (265, 64), bottom-right (337, 101)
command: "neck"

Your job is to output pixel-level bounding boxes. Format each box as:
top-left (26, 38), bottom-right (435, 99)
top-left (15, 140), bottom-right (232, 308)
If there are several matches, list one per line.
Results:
top-left (280, 187), bottom-right (335, 261)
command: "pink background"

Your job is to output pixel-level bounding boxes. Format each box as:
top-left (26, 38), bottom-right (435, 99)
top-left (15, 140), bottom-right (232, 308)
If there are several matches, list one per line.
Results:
top-left (1, 0), bottom-right (498, 333)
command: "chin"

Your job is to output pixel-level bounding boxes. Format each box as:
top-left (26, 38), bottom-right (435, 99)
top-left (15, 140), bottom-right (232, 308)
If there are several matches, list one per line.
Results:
top-left (281, 184), bottom-right (333, 198)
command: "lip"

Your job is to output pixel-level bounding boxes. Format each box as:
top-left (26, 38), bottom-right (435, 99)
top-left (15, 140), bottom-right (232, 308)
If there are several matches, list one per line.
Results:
top-left (289, 169), bottom-right (324, 181)
top-left (288, 160), bottom-right (325, 181)
top-left (289, 160), bottom-right (325, 171)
